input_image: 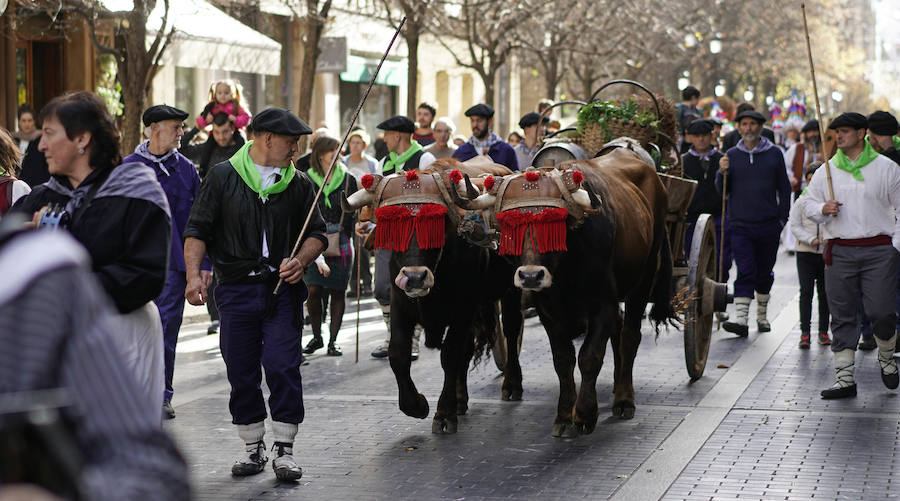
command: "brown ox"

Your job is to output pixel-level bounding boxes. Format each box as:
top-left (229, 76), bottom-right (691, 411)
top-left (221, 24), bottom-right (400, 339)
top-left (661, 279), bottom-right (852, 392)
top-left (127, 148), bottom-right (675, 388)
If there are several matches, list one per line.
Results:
top-left (458, 145), bottom-right (675, 437)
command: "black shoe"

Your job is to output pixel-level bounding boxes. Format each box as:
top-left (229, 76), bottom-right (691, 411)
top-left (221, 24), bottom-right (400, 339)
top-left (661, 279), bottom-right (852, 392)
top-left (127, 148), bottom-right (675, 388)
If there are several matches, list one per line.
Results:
top-left (821, 384), bottom-right (857, 399)
top-left (303, 337), bottom-right (324, 354)
top-left (346, 288), bottom-right (359, 298)
top-left (757, 320), bottom-right (771, 333)
top-left (207, 320), bottom-right (219, 335)
top-left (411, 350), bottom-right (419, 361)
top-left (524, 307), bottom-right (538, 319)
top-left (371, 345), bottom-right (389, 358)
top-left (878, 355), bottom-right (899, 389)
top-left (859, 335), bottom-right (877, 351)
top-left (272, 443), bottom-right (302, 481)
top-left (232, 441), bottom-right (268, 476)
top-left (327, 344), bottom-right (342, 356)
top-left (723, 321), bottom-right (749, 337)
top-left (162, 401), bottom-right (175, 419)
top-left (799, 332), bottom-right (811, 349)
top-left (360, 286), bottom-right (373, 298)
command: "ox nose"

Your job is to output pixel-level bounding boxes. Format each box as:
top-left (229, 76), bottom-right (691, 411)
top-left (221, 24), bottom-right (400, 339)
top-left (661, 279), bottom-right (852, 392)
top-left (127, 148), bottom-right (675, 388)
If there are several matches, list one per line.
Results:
top-left (404, 270), bottom-right (428, 289)
top-left (518, 269), bottom-right (545, 288)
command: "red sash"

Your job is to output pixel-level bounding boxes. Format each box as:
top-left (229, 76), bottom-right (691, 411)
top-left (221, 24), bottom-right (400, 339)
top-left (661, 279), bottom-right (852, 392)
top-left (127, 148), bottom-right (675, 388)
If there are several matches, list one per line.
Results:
top-left (824, 235), bottom-right (892, 265)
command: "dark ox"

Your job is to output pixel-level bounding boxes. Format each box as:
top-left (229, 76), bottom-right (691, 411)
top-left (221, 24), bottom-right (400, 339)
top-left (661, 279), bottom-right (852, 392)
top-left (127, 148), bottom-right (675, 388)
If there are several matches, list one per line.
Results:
top-left (459, 146), bottom-right (675, 437)
top-left (342, 159), bottom-right (524, 433)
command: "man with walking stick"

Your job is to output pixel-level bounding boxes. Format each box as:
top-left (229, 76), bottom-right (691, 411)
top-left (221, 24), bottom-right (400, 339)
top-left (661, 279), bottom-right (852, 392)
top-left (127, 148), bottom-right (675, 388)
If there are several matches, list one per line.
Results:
top-left (183, 108), bottom-right (327, 480)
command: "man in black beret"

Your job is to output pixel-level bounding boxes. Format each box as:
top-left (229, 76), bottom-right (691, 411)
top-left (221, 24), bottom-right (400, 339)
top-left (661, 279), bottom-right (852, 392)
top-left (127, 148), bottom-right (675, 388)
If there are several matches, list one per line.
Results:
top-left (513, 112), bottom-right (549, 169)
top-left (784, 119), bottom-right (824, 197)
top-left (803, 111), bottom-right (900, 399)
top-left (123, 104), bottom-right (210, 421)
top-left (717, 105), bottom-right (791, 337)
top-left (867, 111), bottom-right (900, 165)
top-left (452, 103), bottom-right (519, 171)
top-left (682, 118), bottom-right (730, 320)
top-left (184, 107), bottom-right (326, 480)
top-left (721, 104), bottom-right (777, 151)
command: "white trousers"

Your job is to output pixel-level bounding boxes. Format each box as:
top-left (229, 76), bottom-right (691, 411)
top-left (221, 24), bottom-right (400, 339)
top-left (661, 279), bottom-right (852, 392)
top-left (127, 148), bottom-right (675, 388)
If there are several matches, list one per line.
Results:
top-left (111, 302), bottom-right (165, 425)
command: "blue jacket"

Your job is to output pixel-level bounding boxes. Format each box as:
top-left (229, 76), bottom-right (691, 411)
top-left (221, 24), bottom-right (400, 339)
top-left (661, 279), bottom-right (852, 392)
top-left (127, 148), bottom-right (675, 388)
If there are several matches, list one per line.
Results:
top-left (452, 141), bottom-right (519, 171)
top-left (124, 143), bottom-right (210, 272)
top-left (715, 137), bottom-right (791, 226)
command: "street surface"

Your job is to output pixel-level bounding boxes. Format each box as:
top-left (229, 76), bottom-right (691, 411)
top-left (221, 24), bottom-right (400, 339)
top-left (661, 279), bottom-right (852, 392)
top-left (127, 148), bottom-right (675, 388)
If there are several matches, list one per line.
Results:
top-left (165, 251), bottom-right (900, 500)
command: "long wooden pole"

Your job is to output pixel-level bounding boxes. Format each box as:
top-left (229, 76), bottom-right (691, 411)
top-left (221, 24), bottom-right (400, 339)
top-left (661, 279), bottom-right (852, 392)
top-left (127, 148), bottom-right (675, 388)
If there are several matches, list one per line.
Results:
top-left (801, 2), bottom-right (835, 200)
top-left (355, 235), bottom-right (361, 363)
top-left (274, 17), bottom-right (406, 295)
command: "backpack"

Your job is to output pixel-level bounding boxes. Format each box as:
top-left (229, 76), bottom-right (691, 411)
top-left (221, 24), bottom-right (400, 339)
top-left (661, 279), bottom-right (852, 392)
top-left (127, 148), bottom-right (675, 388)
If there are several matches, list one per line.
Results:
top-left (0, 176), bottom-right (14, 216)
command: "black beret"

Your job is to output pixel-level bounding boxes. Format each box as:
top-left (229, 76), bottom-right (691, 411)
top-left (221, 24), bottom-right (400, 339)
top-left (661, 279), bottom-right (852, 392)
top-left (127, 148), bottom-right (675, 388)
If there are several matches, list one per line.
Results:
top-left (376, 115), bottom-right (415, 134)
top-left (734, 110), bottom-right (766, 124)
top-left (142, 104), bottom-right (188, 127)
top-left (518, 112), bottom-right (549, 128)
top-left (250, 108), bottom-right (312, 136)
top-left (801, 119), bottom-right (819, 133)
top-left (465, 104), bottom-right (494, 118)
top-left (828, 112), bottom-right (868, 130)
top-left (685, 119), bottom-right (714, 135)
top-left (706, 117), bottom-right (723, 126)
top-left (867, 111), bottom-right (898, 136)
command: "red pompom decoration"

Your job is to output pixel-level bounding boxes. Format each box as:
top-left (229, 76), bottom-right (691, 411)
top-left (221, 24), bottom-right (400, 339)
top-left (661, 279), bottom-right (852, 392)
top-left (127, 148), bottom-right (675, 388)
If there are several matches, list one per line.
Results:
top-left (361, 174), bottom-right (374, 190)
top-left (525, 171), bottom-right (540, 182)
top-left (406, 170), bottom-right (419, 181)
top-left (483, 175), bottom-right (495, 191)
top-left (449, 169), bottom-right (463, 184)
top-left (572, 170), bottom-right (584, 185)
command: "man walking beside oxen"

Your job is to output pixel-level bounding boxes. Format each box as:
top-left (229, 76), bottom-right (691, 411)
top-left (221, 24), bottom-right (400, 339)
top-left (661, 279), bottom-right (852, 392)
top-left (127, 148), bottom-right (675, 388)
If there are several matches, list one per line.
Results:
top-left (452, 104), bottom-right (519, 171)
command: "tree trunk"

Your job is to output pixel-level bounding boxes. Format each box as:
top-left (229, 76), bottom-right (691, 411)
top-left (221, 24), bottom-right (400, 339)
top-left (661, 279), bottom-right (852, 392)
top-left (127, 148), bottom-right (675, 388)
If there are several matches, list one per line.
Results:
top-left (405, 29), bottom-right (419, 117)
top-left (118, 8), bottom-right (152, 154)
top-left (297, 3), bottom-right (327, 151)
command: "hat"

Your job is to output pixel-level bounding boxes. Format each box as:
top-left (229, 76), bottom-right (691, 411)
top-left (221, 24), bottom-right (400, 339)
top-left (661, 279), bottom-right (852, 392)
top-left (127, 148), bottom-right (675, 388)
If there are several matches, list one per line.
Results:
top-left (800, 119), bottom-right (819, 133)
top-left (376, 116), bottom-right (415, 134)
top-left (685, 119), bottom-right (714, 135)
top-left (518, 112), bottom-right (549, 129)
top-left (706, 117), bottom-right (723, 126)
top-left (250, 108), bottom-right (312, 136)
top-left (142, 104), bottom-right (189, 127)
top-left (734, 110), bottom-right (766, 124)
top-left (464, 104), bottom-right (494, 118)
top-left (867, 111), bottom-right (898, 136)
top-left (828, 112), bottom-right (867, 130)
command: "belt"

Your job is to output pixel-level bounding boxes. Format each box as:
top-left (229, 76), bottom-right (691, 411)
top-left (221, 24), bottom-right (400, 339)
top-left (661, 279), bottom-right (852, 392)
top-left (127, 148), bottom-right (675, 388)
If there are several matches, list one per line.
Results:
top-left (825, 235), bottom-right (892, 265)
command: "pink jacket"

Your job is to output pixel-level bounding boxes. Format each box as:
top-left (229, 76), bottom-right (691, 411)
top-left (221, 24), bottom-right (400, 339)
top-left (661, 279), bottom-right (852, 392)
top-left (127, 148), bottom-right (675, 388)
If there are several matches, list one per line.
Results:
top-left (196, 101), bottom-right (250, 129)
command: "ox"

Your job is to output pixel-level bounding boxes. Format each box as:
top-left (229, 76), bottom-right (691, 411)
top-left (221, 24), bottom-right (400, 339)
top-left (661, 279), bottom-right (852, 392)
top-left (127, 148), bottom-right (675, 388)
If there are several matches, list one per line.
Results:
top-left (342, 159), bottom-right (524, 433)
top-left (457, 144), bottom-right (675, 437)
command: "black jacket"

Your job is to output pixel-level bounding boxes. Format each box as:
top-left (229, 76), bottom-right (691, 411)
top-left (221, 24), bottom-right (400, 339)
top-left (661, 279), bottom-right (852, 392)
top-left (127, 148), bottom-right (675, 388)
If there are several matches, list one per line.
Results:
top-left (18, 138), bottom-right (50, 187)
top-left (314, 174), bottom-right (358, 236)
top-left (880, 148), bottom-right (900, 166)
top-left (12, 167), bottom-right (171, 313)
top-left (183, 160), bottom-right (328, 284)
top-left (682, 150), bottom-right (724, 220)
top-left (179, 127), bottom-right (244, 179)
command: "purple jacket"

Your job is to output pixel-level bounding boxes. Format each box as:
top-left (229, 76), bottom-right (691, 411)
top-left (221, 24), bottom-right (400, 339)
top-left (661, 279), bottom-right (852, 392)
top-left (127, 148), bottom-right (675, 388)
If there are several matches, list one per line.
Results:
top-left (124, 142), bottom-right (210, 272)
top-left (452, 142), bottom-right (520, 171)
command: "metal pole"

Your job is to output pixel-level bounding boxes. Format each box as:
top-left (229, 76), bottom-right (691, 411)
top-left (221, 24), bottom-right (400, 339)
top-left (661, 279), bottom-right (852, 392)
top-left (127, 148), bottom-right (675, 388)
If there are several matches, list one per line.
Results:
top-left (274, 17), bottom-right (407, 295)
top-left (801, 2), bottom-right (835, 200)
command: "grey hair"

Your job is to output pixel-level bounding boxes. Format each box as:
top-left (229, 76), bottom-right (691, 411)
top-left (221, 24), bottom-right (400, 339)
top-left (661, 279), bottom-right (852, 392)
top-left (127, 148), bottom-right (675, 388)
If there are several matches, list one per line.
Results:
top-left (434, 117), bottom-right (456, 134)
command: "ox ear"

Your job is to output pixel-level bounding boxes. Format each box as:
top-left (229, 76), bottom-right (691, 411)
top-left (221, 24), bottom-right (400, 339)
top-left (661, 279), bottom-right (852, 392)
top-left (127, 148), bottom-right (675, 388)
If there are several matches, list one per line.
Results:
top-left (342, 189), bottom-right (375, 211)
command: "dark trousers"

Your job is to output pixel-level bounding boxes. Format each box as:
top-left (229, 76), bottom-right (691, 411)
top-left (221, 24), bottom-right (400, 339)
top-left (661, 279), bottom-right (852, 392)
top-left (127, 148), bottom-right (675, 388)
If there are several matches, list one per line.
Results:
top-left (685, 215), bottom-right (732, 283)
top-left (730, 221), bottom-right (781, 298)
top-left (349, 245), bottom-right (373, 292)
top-left (216, 283), bottom-right (305, 425)
top-left (825, 244), bottom-right (898, 352)
top-left (154, 269), bottom-right (186, 403)
top-left (796, 252), bottom-right (829, 334)
top-left (206, 273), bottom-right (219, 322)
top-left (857, 251), bottom-right (900, 335)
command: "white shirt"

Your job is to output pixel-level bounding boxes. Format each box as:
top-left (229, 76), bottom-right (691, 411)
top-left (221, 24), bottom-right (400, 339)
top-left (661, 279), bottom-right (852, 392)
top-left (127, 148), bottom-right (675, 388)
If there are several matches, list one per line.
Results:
top-left (803, 153), bottom-right (900, 251)
top-left (376, 151), bottom-right (437, 173)
top-left (256, 164), bottom-right (280, 260)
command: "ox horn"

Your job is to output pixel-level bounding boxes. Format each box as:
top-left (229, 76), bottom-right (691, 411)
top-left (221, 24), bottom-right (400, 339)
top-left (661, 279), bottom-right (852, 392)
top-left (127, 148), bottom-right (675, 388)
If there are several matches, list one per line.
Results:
top-left (341, 189), bottom-right (375, 211)
top-left (461, 192), bottom-right (497, 210)
top-left (463, 174), bottom-right (480, 200)
top-left (570, 187), bottom-right (602, 211)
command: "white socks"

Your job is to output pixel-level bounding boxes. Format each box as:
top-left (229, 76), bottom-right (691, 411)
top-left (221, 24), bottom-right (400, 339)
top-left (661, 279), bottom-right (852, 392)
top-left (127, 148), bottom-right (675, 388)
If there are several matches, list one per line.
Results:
top-left (875, 334), bottom-right (898, 376)
top-left (755, 292), bottom-right (770, 323)
top-left (830, 349), bottom-right (856, 389)
top-left (237, 421), bottom-right (265, 445)
top-left (733, 297), bottom-right (751, 327)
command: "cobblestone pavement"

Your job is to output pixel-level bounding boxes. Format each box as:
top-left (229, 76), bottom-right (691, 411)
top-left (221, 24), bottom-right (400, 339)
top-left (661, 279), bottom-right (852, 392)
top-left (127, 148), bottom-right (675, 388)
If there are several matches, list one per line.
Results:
top-left (163, 252), bottom-right (900, 500)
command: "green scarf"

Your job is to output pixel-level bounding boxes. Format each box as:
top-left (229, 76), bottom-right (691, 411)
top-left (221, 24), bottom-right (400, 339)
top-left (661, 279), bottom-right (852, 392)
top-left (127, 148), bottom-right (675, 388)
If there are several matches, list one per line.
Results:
top-left (306, 162), bottom-right (347, 208)
top-left (893, 135), bottom-right (900, 150)
top-left (832, 139), bottom-right (879, 182)
top-left (382, 141), bottom-right (422, 174)
top-left (229, 140), bottom-right (295, 199)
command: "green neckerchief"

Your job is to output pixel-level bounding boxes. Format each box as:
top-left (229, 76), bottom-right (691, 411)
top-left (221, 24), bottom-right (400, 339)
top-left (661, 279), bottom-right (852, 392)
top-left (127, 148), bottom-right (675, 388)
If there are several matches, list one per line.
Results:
top-left (229, 140), bottom-right (295, 200)
top-left (832, 139), bottom-right (879, 182)
top-left (306, 162), bottom-right (346, 208)
top-left (382, 141), bottom-right (422, 174)
top-left (894, 135), bottom-right (900, 150)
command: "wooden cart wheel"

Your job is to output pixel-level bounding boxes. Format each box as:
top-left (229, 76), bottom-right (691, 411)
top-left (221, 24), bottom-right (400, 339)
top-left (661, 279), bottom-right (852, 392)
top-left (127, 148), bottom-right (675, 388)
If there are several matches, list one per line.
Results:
top-left (684, 214), bottom-right (717, 381)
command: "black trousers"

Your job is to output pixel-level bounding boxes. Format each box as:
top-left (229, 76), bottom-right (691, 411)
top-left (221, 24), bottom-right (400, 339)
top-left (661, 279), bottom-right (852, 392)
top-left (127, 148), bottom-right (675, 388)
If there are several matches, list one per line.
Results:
top-left (796, 251), bottom-right (829, 334)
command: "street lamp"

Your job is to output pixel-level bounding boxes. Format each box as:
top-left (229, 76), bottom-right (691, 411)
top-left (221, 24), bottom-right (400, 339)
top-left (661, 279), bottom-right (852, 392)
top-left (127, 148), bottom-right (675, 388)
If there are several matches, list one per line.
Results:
top-left (678, 77), bottom-right (690, 90)
top-left (744, 89), bottom-right (754, 102)
top-left (709, 38), bottom-right (722, 55)
top-left (831, 90), bottom-right (843, 102)
top-left (715, 83), bottom-right (726, 97)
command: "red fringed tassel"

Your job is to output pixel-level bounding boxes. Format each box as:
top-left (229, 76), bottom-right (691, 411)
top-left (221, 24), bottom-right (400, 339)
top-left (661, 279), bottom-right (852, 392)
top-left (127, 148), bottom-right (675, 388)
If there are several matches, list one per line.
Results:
top-left (497, 209), bottom-right (533, 256)
top-left (374, 205), bottom-right (414, 252)
top-left (415, 204), bottom-right (447, 249)
top-left (533, 207), bottom-right (568, 253)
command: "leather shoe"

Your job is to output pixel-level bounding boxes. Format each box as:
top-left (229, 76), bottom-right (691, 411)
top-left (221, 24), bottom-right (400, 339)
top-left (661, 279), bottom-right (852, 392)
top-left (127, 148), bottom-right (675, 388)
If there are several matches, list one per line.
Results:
top-left (723, 321), bottom-right (749, 337)
top-left (821, 384), bottom-right (857, 399)
top-left (303, 337), bottom-right (324, 354)
top-left (859, 335), bottom-right (877, 351)
top-left (757, 321), bottom-right (771, 333)
top-left (162, 401), bottom-right (175, 419)
top-left (371, 345), bottom-right (389, 358)
top-left (327, 344), bottom-right (342, 356)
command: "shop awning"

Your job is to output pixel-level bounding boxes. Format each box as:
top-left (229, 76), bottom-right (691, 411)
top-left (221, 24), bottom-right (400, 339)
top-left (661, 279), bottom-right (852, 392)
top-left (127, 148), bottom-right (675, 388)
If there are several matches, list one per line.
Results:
top-left (101, 0), bottom-right (282, 75)
top-left (341, 55), bottom-right (406, 87)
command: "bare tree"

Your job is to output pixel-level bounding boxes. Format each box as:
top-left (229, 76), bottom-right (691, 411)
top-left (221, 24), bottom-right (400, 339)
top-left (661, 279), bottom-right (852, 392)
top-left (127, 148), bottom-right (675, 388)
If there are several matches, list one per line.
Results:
top-left (375, 0), bottom-right (436, 116)
top-left (512, 0), bottom-right (580, 100)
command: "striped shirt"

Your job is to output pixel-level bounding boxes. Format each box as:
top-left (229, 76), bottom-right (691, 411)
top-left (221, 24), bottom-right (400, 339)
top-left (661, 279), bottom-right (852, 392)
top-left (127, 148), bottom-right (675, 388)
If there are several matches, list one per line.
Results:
top-left (0, 230), bottom-right (190, 500)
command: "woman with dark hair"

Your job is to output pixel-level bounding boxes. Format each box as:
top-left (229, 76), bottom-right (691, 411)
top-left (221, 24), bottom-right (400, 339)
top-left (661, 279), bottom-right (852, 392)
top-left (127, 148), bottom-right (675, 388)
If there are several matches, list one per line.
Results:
top-left (12, 91), bottom-right (172, 423)
top-left (302, 134), bottom-right (358, 356)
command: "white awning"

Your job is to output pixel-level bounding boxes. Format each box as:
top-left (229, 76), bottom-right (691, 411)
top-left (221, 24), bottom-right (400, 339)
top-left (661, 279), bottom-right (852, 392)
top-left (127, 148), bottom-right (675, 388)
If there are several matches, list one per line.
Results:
top-left (101, 0), bottom-right (282, 75)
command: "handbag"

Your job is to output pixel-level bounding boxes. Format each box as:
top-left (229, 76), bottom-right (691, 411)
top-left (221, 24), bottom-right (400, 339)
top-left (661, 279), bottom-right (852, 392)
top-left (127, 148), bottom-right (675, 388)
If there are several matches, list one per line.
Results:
top-left (322, 170), bottom-right (352, 258)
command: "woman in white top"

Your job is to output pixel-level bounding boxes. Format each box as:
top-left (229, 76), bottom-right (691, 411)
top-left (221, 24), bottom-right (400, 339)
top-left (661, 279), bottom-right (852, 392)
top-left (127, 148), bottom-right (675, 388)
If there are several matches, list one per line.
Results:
top-left (0, 128), bottom-right (32, 217)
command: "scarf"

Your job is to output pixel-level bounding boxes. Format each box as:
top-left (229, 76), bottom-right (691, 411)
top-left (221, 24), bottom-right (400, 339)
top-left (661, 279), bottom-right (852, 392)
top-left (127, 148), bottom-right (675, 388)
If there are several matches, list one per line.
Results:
top-left (229, 140), bottom-right (295, 200)
top-left (894, 136), bottom-right (900, 150)
top-left (45, 163), bottom-right (170, 216)
top-left (306, 163), bottom-right (347, 208)
top-left (687, 146), bottom-right (719, 161)
top-left (133, 140), bottom-right (178, 176)
top-left (382, 141), bottom-right (422, 174)
top-left (735, 136), bottom-right (775, 165)
top-left (832, 139), bottom-right (879, 182)
top-left (469, 132), bottom-right (502, 155)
